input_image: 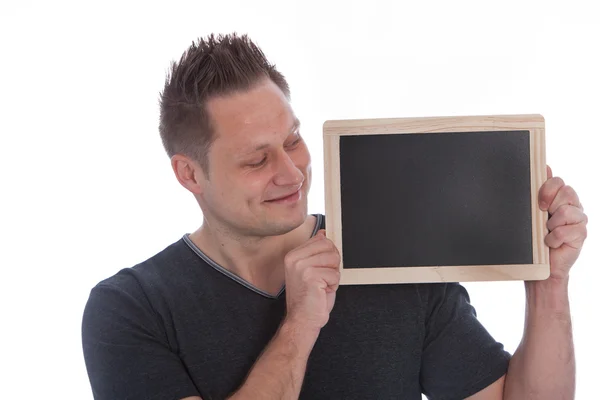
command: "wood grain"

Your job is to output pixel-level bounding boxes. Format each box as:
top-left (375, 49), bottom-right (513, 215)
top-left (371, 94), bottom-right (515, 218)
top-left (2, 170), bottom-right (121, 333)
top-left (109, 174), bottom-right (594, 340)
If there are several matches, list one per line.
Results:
top-left (323, 114), bottom-right (550, 284)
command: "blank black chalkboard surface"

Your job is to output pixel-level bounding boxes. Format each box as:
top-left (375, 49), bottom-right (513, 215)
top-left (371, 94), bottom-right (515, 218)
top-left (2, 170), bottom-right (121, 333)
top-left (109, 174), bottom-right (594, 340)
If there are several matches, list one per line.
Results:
top-left (323, 114), bottom-right (550, 285)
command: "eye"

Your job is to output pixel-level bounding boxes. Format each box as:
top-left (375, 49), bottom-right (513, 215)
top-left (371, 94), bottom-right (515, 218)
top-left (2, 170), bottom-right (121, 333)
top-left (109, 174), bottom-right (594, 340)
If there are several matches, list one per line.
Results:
top-left (248, 156), bottom-right (267, 168)
top-left (286, 135), bottom-right (302, 149)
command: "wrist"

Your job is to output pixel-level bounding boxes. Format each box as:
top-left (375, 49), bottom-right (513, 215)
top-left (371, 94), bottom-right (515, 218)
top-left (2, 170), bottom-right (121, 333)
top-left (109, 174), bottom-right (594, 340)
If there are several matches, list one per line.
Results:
top-left (525, 276), bottom-right (571, 317)
top-left (526, 275), bottom-right (569, 293)
top-left (279, 318), bottom-right (320, 353)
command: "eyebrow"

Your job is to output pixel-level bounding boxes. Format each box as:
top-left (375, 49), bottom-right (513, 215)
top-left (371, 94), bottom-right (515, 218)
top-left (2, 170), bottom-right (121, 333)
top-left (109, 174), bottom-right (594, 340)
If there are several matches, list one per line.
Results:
top-left (240, 119), bottom-right (301, 157)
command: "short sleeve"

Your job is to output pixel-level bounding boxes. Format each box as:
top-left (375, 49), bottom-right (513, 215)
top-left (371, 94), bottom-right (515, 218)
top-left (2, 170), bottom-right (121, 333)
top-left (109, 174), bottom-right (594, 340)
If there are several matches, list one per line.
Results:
top-left (82, 274), bottom-right (200, 400)
top-left (419, 283), bottom-right (511, 400)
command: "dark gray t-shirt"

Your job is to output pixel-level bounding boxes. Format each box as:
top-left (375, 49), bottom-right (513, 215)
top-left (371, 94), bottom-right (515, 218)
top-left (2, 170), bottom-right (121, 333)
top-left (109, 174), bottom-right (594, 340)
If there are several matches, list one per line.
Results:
top-left (82, 214), bottom-right (511, 400)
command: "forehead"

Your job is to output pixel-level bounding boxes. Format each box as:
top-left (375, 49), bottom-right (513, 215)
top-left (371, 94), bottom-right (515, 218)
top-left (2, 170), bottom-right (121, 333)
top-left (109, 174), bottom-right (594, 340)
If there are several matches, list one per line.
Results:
top-left (206, 80), bottom-right (296, 151)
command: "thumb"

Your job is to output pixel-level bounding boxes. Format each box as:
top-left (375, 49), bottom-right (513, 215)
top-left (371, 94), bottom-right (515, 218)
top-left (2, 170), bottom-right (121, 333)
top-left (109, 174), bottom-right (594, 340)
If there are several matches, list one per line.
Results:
top-left (547, 165), bottom-right (553, 179)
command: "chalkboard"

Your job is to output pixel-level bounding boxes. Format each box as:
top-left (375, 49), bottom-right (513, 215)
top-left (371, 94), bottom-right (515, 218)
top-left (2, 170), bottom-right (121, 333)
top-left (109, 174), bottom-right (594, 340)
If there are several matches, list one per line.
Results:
top-left (323, 115), bottom-right (549, 285)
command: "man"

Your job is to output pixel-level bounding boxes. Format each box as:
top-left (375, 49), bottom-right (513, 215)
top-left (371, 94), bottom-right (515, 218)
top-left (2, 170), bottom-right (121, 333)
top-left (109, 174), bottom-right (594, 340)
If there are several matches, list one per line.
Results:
top-left (82, 33), bottom-right (588, 399)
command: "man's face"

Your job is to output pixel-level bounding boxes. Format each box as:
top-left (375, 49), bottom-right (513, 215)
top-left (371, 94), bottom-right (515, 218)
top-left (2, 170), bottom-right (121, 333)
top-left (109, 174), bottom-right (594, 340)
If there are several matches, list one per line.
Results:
top-left (198, 79), bottom-right (312, 237)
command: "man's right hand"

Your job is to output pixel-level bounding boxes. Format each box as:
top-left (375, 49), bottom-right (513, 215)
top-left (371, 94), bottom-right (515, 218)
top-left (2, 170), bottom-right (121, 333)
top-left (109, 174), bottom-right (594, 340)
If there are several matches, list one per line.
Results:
top-left (210, 229), bottom-right (342, 400)
top-left (283, 229), bottom-right (341, 333)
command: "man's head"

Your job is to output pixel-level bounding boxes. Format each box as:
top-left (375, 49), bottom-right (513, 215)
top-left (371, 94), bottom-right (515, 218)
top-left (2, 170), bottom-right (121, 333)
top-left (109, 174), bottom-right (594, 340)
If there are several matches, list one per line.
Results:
top-left (159, 34), bottom-right (311, 237)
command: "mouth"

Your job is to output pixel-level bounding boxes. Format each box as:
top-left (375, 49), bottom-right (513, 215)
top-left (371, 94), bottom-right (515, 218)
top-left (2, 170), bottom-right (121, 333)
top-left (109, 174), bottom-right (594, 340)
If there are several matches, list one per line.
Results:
top-left (265, 187), bottom-right (302, 203)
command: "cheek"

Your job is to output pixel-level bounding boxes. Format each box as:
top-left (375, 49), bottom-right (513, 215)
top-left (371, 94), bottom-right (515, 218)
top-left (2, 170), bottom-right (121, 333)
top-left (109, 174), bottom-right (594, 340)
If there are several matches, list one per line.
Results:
top-left (245, 176), bottom-right (267, 192)
top-left (209, 169), bottom-right (259, 200)
top-left (237, 170), bottom-right (272, 201)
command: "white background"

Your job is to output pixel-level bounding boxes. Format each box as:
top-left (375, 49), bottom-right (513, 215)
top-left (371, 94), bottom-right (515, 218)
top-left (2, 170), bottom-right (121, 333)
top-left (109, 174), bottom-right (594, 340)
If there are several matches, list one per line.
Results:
top-left (1, 0), bottom-right (598, 398)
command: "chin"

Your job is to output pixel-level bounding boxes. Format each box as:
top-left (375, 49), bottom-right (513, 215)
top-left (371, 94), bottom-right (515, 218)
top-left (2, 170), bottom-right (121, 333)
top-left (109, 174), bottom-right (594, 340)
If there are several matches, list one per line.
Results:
top-left (263, 206), bottom-right (308, 236)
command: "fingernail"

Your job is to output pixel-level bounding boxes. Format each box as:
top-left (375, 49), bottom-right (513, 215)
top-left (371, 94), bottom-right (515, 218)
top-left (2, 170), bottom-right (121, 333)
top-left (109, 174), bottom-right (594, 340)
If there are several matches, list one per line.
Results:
top-left (540, 201), bottom-right (548, 210)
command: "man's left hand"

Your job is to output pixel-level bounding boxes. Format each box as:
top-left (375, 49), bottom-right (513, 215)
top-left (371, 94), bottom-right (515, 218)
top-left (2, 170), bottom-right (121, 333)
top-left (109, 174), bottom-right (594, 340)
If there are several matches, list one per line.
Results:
top-left (538, 165), bottom-right (588, 281)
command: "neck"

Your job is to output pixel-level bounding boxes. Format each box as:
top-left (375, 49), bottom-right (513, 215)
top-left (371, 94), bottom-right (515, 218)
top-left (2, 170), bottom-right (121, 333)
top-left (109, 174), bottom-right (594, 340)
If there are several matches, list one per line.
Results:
top-left (189, 215), bottom-right (317, 295)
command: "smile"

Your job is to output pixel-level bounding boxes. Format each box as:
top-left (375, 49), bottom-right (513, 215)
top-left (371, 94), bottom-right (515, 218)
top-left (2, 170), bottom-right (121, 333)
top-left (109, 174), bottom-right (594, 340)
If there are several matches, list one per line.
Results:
top-left (265, 188), bottom-right (302, 204)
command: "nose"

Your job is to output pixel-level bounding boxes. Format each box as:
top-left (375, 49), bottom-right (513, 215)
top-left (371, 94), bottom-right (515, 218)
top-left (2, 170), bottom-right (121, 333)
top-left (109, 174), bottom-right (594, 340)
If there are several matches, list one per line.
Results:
top-left (273, 150), bottom-right (304, 187)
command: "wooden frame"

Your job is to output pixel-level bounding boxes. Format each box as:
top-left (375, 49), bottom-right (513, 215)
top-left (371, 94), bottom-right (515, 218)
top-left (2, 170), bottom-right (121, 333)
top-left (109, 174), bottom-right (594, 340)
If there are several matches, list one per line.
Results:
top-left (323, 114), bottom-right (550, 285)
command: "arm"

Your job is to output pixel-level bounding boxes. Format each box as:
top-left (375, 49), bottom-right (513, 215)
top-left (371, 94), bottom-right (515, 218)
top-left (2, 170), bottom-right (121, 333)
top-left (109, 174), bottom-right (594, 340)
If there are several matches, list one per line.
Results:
top-left (468, 166), bottom-right (586, 400)
top-left (228, 230), bottom-right (340, 399)
top-left (504, 166), bottom-right (586, 399)
top-left (467, 280), bottom-right (574, 400)
top-left (180, 321), bottom-right (316, 400)
top-left (503, 278), bottom-right (574, 399)
top-left (227, 321), bottom-right (319, 399)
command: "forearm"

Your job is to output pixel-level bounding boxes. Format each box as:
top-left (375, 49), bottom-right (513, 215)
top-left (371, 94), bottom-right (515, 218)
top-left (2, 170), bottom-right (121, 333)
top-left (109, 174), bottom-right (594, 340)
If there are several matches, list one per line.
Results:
top-left (503, 278), bottom-right (575, 400)
top-left (228, 320), bottom-right (319, 400)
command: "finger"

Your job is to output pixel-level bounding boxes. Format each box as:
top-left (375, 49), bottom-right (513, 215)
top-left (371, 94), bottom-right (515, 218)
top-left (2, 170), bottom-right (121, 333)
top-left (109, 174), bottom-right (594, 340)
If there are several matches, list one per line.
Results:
top-left (303, 229), bottom-right (327, 245)
top-left (548, 184), bottom-right (582, 215)
top-left (308, 229), bottom-right (326, 241)
top-left (538, 176), bottom-right (565, 211)
top-left (547, 205), bottom-right (588, 232)
top-left (307, 267), bottom-right (341, 291)
top-left (287, 237), bottom-right (338, 264)
top-left (288, 229), bottom-right (328, 253)
top-left (296, 251), bottom-right (341, 272)
top-left (547, 165), bottom-right (553, 179)
top-left (545, 222), bottom-right (588, 249)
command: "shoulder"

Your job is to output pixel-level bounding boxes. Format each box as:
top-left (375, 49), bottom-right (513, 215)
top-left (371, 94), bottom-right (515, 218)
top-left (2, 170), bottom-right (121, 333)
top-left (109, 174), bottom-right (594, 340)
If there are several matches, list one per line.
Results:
top-left (94, 236), bottom-right (195, 294)
top-left (84, 237), bottom-right (199, 320)
top-left (82, 237), bottom-right (200, 344)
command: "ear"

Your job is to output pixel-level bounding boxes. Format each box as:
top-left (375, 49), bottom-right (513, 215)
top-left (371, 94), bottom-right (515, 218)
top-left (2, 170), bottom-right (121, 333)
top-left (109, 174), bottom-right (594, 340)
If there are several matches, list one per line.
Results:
top-left (171, 154), bottom-right (206, 195)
